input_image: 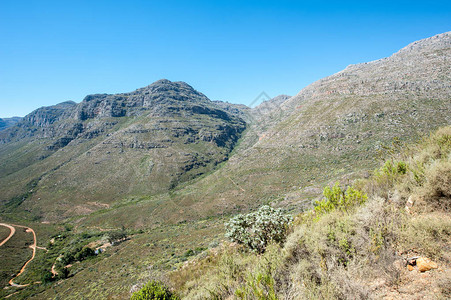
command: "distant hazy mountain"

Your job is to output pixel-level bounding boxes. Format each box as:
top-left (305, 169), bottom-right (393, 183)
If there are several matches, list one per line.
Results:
top-left (0, 116), bottom-right (22, 131)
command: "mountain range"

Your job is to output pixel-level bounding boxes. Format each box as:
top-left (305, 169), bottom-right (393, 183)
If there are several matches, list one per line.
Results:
top-left (0, 117), bottom-right (22, 131)
top-left (0, 31), bottom-right (450, 299)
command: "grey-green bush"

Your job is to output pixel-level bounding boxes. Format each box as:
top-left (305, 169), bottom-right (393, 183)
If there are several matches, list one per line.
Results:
top-left (225, 205), bottom-right (293, 253)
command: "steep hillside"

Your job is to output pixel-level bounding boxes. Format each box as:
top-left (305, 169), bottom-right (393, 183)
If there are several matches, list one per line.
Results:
top-left (172, 125), bottom-right (451, 300)
top-left (0, 80), bottom-right (246, 221)
top-left (160, 32), bottom-right (451, 219)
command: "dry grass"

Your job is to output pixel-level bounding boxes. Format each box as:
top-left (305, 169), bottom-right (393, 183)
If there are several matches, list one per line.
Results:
top-left (397, 212), bottom-right (451, 260)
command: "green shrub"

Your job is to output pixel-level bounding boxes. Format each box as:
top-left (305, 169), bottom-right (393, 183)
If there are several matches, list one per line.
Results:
top-left (59, 251), bottom-right (75, 265)
top-left (225, 205), bottom-right (293, 253)
top-left (59, 267), bottom-right (70, 279)
top-left (314, 182), bottom-right (367, 217)
top-left (376, 160), bottom-right (408, 177)
top-left (130, 280), bottom-right (179, 300)
top-left (182, 247), bottom-right (205, 258)
top-left (107, 229), bottom-right (127, 245)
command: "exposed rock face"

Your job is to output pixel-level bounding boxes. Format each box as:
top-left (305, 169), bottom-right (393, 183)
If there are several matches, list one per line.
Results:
top-left (284, 32), bottom-right (451, 108)
top-left (73, 80), bottom-right (218, 120)
top-left (22, 101), bottom-right (77, 127)
top-left (0, 101), bottom-right (77, 143)
top-left (1, 80), bottom-right (245, 144)
top-left (261, 31), bottom-right (451, 160)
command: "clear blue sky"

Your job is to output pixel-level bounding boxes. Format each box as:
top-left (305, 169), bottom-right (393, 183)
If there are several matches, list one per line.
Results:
top-left (1, 0), bottom-right (450, 117)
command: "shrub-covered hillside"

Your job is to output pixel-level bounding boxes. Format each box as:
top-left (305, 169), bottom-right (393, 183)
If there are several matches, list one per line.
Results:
top-left (163, 125), bottom-right (450, 299)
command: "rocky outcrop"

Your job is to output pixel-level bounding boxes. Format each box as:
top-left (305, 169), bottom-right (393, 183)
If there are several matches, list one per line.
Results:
top-left (21, 101), bottom-right (77, 127)
top-left (283, 32), bottom-right (451, 110)
top-left (0, 101), bottom-right (77, 143)
top-left (0, 80), bottom-right (246, 148)
top-left (72, 80), bottom-right (216, 121)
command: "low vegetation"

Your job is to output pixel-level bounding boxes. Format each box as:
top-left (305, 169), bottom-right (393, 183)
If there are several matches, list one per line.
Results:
top-left (131, 280), bottom-right (180, 300)
top-left (313, 182), bottom-right (367, 218)
top-left (163, 125), bottom-right (450, 299)
top-left (225, 205), bottom-right (292, 253)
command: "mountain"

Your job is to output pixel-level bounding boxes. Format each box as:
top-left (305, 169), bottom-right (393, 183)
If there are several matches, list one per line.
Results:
top-left (0, 79), bottom-right (246, 222)
top-left (0, 117), bottom-right (22, 131)
top-left (158, 31), bottom-right (451, 218)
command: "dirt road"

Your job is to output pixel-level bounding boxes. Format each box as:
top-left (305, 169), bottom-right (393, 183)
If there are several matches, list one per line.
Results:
top-left (0, 223), bottom-right (41, 288)
top-left (0, 223), bottom-right (16, 247)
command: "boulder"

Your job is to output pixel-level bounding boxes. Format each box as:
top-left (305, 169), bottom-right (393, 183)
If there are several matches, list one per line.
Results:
top-left (416, 257), bottom-right (438, 272)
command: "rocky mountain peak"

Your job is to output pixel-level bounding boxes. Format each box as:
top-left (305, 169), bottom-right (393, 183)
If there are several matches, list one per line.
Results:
top-left (395, 31), bottom-right (451, 55)
top-left (136, 79), bottom-right (198, 95)
top-left (280, 31), bottom-right (451, 113)
top-left (21, 101), bottom-right (77, 127)
top-left (75, 79), bottom-right (212, 121)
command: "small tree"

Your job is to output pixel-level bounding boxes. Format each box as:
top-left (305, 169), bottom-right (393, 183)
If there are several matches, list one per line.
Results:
top-left (108, 229), bottom-right (127, 245)
top-left (74, 247), bottom-right (95, 261)
top-left (41, 270), bottom-right (54, 283)
top-left (225, 205), bottom-right (293, 253)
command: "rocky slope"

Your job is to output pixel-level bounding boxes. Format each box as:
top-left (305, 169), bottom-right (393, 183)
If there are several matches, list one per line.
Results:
top-left (0, 80), bottom-right (246, 221)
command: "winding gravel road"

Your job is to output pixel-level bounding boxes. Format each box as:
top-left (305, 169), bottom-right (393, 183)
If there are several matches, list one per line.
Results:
top-left (0, 223), bottom-right (41, 288)
top-left (0, 223), bottom-right (16, 246)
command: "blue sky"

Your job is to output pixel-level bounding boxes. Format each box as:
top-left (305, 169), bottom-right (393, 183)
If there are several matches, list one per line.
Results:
top-left (0, 0), bottom-right (450, 117)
